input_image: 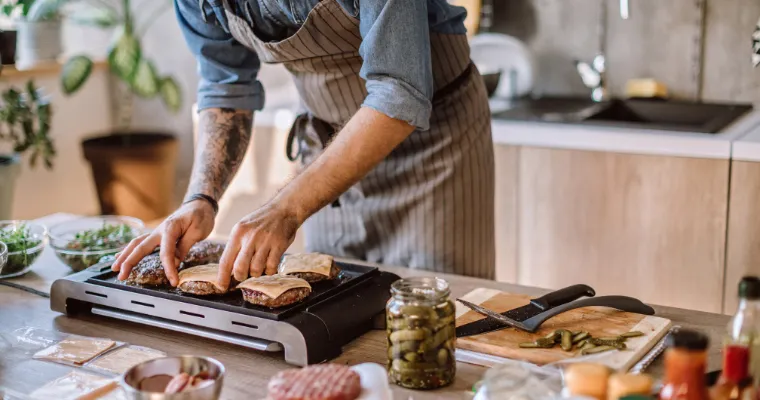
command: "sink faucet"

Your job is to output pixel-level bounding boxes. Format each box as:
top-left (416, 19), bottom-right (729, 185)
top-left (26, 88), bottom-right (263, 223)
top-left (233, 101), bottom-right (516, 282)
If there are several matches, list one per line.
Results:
top-left (575, 55), bottom-right (607, 102)
top-left (574, 0), bottom-right (627, 102)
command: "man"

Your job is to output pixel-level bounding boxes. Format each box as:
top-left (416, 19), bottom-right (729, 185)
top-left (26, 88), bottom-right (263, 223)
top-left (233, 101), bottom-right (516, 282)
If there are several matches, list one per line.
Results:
top-left (113, 0), bottom-right (495, 290)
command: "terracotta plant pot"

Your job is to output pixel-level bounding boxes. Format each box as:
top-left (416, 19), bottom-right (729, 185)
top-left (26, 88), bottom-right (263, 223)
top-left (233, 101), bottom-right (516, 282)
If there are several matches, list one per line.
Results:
top-left (0, 30), bottom-right (17, 65)
top-left (0, 154), bottom-right (20, 219)
top-left (82, 132), bottom-right (178, 221)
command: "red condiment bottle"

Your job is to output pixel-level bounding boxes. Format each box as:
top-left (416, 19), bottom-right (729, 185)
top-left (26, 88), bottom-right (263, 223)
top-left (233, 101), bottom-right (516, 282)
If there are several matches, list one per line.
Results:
top-left (659, 328), bottom-right (710, 400)
top-left (710, 344), bottom-right (752, 400)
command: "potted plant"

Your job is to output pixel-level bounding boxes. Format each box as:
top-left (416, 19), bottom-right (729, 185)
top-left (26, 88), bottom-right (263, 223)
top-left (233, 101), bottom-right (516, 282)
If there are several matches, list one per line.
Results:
top-left (14, 0), bottom-right (63, 69)
top-left (60, 0), bottom-right (181, 221)
top-left (0, 79), bottom-right (55, 219)
top-left (0, 0), bottom-right (33, 65)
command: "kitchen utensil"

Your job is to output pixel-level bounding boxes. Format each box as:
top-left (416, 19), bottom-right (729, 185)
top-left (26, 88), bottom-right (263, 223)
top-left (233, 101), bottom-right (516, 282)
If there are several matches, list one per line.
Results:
top-left (456, 284), bottom-right (596, 338)
top-left (121, 356), bottom-right (224, 400)
top-left (481, 71), bottom-right (502, 97)
top-left (454, 288), bottom-right (672, 370)
top-left (50, 259), bottom-right (400, 366)
top-left (458, 295), bottom-right (655, 334)
top-left (470, 33), bottom-right (534, 98)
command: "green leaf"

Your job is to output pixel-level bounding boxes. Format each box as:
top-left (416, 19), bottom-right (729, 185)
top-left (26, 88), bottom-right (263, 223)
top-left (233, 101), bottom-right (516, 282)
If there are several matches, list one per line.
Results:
top-left (130, 59), bottom-right (159, 98)
top-left (2, 4), bottom-right (14, 17)
top-left (61, 55), bottom-right (93, 95)
top-left (108, 29), bottom-right (140, 81)
top-left (159, 77), bottom-right (181, 113)
top-left (68, 6), bottom-right (120, 28)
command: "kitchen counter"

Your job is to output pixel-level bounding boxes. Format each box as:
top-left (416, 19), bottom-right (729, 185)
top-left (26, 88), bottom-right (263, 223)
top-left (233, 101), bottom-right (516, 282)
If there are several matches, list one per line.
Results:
top-left (491, 103), bottom-right (760, 159)
top-left (0, 263), bottom-right (731, 399)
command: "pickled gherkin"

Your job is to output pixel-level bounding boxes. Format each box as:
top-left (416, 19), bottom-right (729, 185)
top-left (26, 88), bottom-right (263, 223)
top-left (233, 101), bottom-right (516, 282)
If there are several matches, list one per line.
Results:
top-left (386, 277), bottom-right (456, 390)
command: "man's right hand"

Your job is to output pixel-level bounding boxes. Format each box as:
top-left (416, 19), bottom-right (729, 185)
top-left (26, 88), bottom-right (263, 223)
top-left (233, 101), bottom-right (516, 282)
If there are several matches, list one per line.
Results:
top-left (111, 200), bottom-right (216, 286)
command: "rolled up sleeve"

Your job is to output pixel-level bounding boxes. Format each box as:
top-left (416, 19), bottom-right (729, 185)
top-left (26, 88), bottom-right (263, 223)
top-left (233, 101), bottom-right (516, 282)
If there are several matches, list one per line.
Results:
top-left (175, 0), bottom-right (264, 111)
top-left (358, 0), bottom-right (433, 131)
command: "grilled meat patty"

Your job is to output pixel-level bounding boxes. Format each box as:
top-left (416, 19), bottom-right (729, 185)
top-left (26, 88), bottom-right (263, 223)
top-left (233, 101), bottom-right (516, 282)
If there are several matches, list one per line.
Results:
top-left (287, 263), bottom-right (340, 283)
top-left (124, 241), bottom-right (225, 287)
top-left (125, 254), bottom-right (168, 286)
top-left (181, 241), bottom-right (225, 268)
top-left (241, 287), bottom-right (310, 308)
top-left (177, 281), bottom-right (226, 296)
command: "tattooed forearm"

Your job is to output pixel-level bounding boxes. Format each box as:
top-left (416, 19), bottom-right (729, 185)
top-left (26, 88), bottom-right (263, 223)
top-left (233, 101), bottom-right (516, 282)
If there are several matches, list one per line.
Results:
top-left (186, 108), bottom-right (253, 201)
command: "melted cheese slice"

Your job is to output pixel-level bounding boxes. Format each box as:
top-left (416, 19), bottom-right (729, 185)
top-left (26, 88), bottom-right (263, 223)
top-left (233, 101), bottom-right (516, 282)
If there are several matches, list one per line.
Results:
top-left (278, 253), bottom-right (334, 276)
top-left (33, 337), bottom-right (116, 365)
top-left (178, 264), bottom-right (224, 291)
top-left (237, 275), bottom-right (311, 299)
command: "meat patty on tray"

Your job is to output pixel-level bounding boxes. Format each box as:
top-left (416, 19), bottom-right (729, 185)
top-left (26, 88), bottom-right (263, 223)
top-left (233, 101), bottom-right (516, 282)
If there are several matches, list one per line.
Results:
top-left (125, 254), bottom-right (167, 286)
top-left (267, 364), bottom-right (362, 400)
top-left (277, 253), bottom-right (340, 283)
top-left (237, 275), bottom-right (312, 308)
top-left (288, 265), bottom-right (340, 283)
top-left (177, 281), bottom-right (226, 296)
top-left (181, 241), bottom-right (225, 268)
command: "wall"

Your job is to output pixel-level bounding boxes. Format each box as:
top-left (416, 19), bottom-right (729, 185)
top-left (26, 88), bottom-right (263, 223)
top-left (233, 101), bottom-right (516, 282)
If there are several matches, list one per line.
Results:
top-left (490, 0), bottom-right (760, 102)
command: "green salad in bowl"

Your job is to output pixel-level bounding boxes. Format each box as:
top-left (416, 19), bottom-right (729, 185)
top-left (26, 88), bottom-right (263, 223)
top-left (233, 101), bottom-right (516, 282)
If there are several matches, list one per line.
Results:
top-left (48, 216), bottom-right (144, 272)
top-left (0, 221), bottom-right (46, 278)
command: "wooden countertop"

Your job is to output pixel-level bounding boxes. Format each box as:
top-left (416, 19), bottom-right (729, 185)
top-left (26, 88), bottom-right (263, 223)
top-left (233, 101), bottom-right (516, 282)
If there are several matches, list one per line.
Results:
top-left (0, 265), bottom-right (730, 399)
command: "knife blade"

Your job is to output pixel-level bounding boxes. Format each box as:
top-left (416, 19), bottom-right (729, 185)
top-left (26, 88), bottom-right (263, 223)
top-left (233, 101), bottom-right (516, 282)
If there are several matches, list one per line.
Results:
top-left (456, 284), bottom-right (595, 338)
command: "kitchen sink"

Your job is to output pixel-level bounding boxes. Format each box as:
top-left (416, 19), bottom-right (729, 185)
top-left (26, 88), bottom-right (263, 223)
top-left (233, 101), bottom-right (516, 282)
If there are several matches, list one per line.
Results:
top-left (492, 97), bottom-right (753, 133)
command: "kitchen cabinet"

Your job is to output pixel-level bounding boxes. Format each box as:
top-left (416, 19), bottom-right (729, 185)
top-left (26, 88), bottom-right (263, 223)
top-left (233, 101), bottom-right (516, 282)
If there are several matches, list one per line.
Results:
top-left (493, 145), bottom-right (519, 283)
top-left (724, 160), bottom-right (760, 313)
top-left (492, 144), bottom-right (730, 313)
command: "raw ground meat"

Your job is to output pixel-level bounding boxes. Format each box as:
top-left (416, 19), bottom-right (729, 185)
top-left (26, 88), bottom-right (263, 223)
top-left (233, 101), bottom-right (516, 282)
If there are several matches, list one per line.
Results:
top-left (267, 364), bottom-right (362, 400)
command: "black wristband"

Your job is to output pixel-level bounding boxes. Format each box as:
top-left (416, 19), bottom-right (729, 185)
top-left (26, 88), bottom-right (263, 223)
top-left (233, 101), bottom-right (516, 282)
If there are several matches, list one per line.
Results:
top-left (184, 193), bottom-right (219, 214)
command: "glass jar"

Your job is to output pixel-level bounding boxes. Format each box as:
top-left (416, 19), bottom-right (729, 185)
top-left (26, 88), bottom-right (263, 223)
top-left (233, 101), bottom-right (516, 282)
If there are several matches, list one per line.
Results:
top-left (386, 277), bottom-right (456, 390)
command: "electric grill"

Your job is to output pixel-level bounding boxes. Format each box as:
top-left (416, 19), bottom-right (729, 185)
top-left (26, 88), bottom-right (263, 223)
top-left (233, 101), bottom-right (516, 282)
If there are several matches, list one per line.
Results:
top-left (50, 260), bottom-right (400, 366)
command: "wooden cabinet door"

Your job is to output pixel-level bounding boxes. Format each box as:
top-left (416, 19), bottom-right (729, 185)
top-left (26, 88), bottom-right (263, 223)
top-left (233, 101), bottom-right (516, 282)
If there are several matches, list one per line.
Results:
top-left (517, 147), bottom-right (729, 313)
top-left (725, 161), bottom-right (760, 313)
top-left (494, 145), bottom-right (519, 283)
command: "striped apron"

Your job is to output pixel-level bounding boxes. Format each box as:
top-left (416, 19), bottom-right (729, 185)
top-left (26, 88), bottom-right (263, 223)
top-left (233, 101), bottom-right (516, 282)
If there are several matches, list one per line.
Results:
top-left (223, 0), bottom-right (495, 278)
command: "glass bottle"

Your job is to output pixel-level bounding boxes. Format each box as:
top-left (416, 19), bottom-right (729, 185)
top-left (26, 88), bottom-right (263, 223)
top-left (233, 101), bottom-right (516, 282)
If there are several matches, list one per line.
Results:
top-left (659, 328), bottom-right (710, 400)
top-left (386, 277), bottom-right (456, 390)
top-left (730, 277), bottom-right (760, 387)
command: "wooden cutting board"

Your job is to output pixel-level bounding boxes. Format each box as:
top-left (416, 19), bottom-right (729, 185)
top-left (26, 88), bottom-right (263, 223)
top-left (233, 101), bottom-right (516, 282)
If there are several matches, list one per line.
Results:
top-left (454, 288), bottom-right (672, 371)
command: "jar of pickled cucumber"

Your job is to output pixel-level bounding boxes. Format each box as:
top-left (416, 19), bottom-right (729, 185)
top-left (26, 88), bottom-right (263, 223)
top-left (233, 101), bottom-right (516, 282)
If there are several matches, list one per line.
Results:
top-left (386, 277), bottom-right (456, 390)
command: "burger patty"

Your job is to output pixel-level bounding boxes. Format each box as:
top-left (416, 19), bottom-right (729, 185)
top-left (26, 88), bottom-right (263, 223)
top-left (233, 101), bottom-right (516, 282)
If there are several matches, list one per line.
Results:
top-left (125, 254), bottom-right (168, 286)
top-left (287, 263), bottom-right (340, 283)
top-left (267, 364), bottom-right (362, 400)
top-left (241, 287), bottom-right (311, 308)
top-left (177, 281), bottom-right (226, 296)
top-left (181, 241), bottom-right (225, 268)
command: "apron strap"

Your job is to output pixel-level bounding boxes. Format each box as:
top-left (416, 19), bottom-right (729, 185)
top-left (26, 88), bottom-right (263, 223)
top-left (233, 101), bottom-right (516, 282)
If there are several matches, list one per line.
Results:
top-left (286, 113), bottom-right (342, 208)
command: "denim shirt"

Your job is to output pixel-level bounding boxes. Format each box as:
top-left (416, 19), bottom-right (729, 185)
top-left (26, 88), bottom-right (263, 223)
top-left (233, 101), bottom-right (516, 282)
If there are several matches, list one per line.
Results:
top-left (175, 0), bottom-right (468, 130)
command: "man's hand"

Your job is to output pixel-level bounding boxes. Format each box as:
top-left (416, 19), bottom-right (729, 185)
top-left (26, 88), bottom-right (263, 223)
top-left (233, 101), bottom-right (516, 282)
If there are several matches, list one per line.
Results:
top-left (112, 201), bottom-right (216, 286)
top-left (216, 201), bottom-right (300, 290)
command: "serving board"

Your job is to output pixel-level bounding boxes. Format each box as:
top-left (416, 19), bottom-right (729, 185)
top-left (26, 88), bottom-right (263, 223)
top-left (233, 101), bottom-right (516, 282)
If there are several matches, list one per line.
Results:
top-left (454, 288), bottom-right (672, 371)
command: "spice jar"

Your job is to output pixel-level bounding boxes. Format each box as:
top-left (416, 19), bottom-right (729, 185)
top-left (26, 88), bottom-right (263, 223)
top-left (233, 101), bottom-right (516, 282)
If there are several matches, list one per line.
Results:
top-left (386, 277), bottom-right (456, 390)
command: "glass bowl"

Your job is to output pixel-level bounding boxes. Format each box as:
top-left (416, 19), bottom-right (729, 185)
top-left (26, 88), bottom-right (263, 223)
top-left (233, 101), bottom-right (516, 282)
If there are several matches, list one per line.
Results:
top-left (0, 220), bottom-right (47, 279)
top-left (48, 215), bottom-right (144, 272)
top-left (0, 241), bottom-right (7, 274)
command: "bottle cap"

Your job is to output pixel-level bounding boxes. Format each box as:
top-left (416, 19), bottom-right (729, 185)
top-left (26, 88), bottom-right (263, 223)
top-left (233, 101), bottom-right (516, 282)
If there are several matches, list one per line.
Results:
top-left (738, 276), bottom-right (760, 300)
top-left (665, 328), bottom-right (708, 351)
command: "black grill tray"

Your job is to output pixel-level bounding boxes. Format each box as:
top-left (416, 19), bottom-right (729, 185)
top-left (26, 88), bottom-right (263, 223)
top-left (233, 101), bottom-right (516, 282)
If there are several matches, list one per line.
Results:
top-left (86, 261), bottom-right (378, 321)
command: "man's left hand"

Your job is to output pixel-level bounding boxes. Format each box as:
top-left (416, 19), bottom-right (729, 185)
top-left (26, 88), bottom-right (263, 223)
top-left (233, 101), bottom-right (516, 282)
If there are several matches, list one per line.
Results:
top-left (217, 201), bottom-right (300, 290)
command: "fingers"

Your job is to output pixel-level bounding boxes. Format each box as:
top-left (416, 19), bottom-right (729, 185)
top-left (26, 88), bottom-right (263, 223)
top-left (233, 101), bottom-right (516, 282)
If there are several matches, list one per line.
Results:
top-left (160, 220), bottom-right (183, 286)
top-left (117, 233), bottom-right (161, 281)
top-left (112, 234), bottom-right (148, 272)
top-left (217, 229), bottom-right (242, 291)
top-left (233, 241), bottom-right (255, 283)
top-left (265, 245), bottom-right (286, 276)
top-left (251, 247), bottom-right (269, 277)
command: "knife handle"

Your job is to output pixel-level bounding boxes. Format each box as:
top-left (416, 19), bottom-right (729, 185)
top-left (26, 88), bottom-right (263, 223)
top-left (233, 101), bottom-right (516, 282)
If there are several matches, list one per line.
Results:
top-left (524, 295), bottom-right (655, 330)
top-left (530, 284), bottom-right (596, 311)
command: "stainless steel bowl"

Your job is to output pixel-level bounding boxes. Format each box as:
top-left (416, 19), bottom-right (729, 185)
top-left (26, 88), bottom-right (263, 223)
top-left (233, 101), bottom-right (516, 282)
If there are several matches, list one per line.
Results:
top-left (121, 356), bottom-right (225, 400)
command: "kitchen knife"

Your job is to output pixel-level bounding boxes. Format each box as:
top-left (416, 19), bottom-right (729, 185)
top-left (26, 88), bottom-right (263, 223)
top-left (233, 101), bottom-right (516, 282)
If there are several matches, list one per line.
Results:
top-left (456, 284), bottom-right (595, 338)
top-left (458, 295), bottom-right (655, 333)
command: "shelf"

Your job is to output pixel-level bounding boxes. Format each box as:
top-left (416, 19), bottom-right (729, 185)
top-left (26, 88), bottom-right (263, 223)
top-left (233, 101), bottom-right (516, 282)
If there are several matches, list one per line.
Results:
top-left (0, 59), bottom-right (108, 80)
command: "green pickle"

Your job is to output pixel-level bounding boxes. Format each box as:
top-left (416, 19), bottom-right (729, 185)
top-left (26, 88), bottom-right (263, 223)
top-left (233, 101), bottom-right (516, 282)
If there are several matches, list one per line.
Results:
top-left (386, 277), bottom-right (456, 390)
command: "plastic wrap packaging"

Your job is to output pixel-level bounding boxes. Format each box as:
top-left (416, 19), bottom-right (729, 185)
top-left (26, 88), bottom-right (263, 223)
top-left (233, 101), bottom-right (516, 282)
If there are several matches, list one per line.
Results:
top-left (0, 327), bottom-right (126, 368)
top-left (84, 345), bottom-right (166, 375)
top-left (0, 359), bottom-right (121, 400)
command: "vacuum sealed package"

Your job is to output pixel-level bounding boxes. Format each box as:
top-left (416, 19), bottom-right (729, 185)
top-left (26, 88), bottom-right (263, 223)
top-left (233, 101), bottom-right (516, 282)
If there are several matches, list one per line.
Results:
top-left (84, 345), bottom-right (167, 375)
top-left (1, 327), bottom-right (126, 368)
top-left (0, 359), bottom-right (122, 400)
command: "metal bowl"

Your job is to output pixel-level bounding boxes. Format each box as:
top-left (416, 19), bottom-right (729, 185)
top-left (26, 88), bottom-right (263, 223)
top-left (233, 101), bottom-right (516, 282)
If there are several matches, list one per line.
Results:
top-left (121, 356), bottom-right (225, 400)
